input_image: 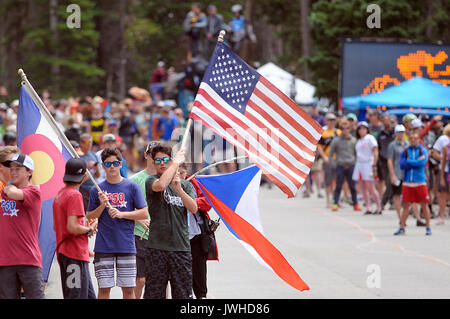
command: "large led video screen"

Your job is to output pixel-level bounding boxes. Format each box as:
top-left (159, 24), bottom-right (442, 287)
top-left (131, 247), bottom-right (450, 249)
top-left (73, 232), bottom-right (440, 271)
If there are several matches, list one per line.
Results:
top-left (341, 40), bottom-right (450, 99)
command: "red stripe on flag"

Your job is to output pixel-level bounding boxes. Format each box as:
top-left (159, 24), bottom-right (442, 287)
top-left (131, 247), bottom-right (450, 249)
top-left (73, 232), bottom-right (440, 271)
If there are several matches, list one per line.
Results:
top-left (245, 109), bottom-right (314, 169)
top-left (247, 100), bottom-right (316, 158)
top-left (200, 184), bottom-right (310, 292)
top-left (194, 96), bottom-right (306, 186)
top-left (259, 76), bottom-right (324, 135)
top-left (196, 89), bottom-right (311, 177)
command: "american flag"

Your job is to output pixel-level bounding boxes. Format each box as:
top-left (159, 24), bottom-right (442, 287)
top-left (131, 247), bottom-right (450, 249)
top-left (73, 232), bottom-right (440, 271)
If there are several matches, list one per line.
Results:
top-left (190, 42), bottom-right (323, 197)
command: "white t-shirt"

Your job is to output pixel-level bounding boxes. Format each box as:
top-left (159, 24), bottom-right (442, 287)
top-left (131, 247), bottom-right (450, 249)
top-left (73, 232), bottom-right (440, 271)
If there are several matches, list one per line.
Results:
top-left (355, 134), bottom-right (378, 164)
top-left (433, 135), bottom-right (450, 153)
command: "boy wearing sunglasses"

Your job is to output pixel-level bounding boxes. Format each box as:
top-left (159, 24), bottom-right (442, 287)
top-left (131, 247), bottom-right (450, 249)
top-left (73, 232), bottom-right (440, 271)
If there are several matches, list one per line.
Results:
top-left (143, 145), bottom-right (198, 299)
top-left (87, 148), bottom-right (148, 299)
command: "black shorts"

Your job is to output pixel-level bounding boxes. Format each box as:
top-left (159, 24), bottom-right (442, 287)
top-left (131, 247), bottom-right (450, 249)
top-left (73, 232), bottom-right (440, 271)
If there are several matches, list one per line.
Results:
top-left (143, 248), bottom-right (193, 299)
top-left (0, 265), bottom-right (44, 299)
top-left (377, 158), bottom-right (389, 181)
top-left (392, 181), bottom-right (403, 196)
top-left (135, 235), bottom-right (147, 278)
top-left (58, 253), bottom-right (96, 299)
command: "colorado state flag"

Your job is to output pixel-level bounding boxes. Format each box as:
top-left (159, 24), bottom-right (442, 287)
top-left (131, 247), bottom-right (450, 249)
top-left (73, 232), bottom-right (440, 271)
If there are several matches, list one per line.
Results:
top-left (17, 85), bottom-right (72, 281)
top-left (195, 165), bottom-right (309, 292)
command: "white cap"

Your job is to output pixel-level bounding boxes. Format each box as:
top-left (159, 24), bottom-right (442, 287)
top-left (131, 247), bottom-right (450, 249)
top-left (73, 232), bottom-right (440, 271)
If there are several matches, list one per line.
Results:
top-left (395, 124), bottom-right (406, 133)
top-left (3, 153), bottom-right (34, 170)
top-left (411, 118), bottom-right (424, 129)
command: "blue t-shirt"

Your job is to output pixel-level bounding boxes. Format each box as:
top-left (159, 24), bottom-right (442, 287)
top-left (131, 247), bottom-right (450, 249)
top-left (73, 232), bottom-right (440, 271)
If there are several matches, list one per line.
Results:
top-left (157, 115), bottom-right (179, 141)
top-left (88, 178), bottom-right (147, 254)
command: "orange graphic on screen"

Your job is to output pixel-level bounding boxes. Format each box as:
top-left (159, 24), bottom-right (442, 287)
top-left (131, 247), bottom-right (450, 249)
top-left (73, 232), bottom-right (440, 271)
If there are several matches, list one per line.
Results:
top-left (363, 75), bottom-right (400, 95)
top-left (362, 50), bottom-right (450, 95)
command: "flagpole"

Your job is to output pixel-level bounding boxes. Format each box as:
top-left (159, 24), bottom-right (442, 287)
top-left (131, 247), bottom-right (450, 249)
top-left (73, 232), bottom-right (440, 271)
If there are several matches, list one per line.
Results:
top-left (17, 68), bottom-right (112, 209)
top-left (187, 155), bottom-right (247, 181)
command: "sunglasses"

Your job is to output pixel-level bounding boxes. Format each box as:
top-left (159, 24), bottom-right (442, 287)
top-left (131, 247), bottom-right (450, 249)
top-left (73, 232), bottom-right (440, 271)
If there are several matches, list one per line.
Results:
top-left (104, 161), bottom-right (121, 168)
top-left (154, 157), bottom-right (171, 165)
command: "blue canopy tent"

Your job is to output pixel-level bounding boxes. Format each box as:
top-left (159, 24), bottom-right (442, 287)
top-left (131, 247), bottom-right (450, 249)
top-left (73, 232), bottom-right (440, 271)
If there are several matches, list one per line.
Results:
top-left (342, 76), bottom-right (450, 111)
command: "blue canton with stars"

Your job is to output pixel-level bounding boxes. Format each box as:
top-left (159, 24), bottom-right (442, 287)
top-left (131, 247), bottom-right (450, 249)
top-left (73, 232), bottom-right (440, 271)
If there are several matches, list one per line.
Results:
top-left (203, 42), bottom-right (260, 114)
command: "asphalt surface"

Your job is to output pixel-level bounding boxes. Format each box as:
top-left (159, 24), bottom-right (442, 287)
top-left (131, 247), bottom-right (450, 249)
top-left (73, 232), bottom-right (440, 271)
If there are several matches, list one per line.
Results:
top-left (44, 185), bottom-right (450, 299)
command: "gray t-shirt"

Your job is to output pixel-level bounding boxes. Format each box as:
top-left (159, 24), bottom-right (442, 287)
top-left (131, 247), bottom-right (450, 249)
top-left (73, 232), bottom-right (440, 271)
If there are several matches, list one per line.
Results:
top-left (145, 175), bottom-right (197, 252)
top-left (328, 135), bottom-right (356, 167)
top-left (387, 139), bottom-right (409, 180)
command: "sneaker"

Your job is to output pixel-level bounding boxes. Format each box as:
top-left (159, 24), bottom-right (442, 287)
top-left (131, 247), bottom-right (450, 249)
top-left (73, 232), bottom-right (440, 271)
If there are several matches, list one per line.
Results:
top-left (374, 210), bottom-right (382, 215)
top-left (364, 210), bottom-right (373, 215)
top-left (394, 228), bottom-right (405, 235)
top-left (426, 228), bottom-right (432, 236)
top-left (332, 204), bottom-right (339, 211)
top-left (353, 204), bottom-right (362, 211)
top-left (416, 219), bottom-right (426, 227)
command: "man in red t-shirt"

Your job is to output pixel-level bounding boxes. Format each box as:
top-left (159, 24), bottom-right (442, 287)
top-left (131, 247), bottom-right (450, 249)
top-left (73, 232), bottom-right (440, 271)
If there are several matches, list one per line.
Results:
top-left (53, 158), bottom-right (98, 299)
top-left (0, 154), bottom-right (43, 299)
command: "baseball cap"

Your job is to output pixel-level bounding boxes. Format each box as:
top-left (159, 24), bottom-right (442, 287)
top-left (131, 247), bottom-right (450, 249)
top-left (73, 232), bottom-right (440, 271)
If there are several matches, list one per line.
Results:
top-left (402, 113), bottom-right (417, 123)
top-left (102, 134), bottom-right (116, 143)
top-left (63, 158), bottom-right (87, 183)
top-left (325, 113), bottom-right (337, 120)
top-left (411, 118), bottom-right (424, 129)
top-left (357, 121), bottom-right (369, 128)
top-left (394, 124), bottom-right (406, 133)
top-left (346, 113), bottom-right (357, 121)
top-left (2, 153), bottom-right (34, 170)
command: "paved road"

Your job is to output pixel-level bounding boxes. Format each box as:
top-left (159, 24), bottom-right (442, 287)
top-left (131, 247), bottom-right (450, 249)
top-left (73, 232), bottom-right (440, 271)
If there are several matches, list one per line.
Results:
top-left (45, 185), bottom-right (450, 299)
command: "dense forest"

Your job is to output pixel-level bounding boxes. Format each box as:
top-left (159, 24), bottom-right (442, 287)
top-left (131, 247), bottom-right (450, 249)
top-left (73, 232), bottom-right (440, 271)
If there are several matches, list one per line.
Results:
top-left (1, 0), bottom-right (449, 107)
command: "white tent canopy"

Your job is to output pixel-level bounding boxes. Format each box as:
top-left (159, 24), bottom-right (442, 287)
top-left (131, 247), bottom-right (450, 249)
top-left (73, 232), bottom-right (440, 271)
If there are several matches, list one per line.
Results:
top-left (257, 62), bottom-right (317, 105)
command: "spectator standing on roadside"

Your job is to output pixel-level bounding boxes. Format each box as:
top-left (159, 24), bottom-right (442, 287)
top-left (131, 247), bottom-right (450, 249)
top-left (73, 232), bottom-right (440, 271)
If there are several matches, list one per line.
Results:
top-left (387, 125), bottom-right (409, 221)
top-left (394, 133), bottom-right (432, 236)
top-left (0, 146), bottom-right (19, 193)
top-left (179, 164), bottom-right (218, 299)
top-left (129, 142), bottom-right (159, 299)
top-left (432, 124), bottom-right (450, 225)
top-left (317, 112), bottom-right (341, 208)
top-left (367, 109), bottom-right (384, 139)
top-left (377, 114), bottom-right (395, 211)
top-left (352, 121), bottom-right (382, 215)
top-left (79, 133), bottom-right (100, 212)
top-left (143, 145), bottom-right (198, 299)
top-left (0, 154), bottom-right (44, 299)
top-left (328, 119), bottom-right (361, 212)
top-left (346, 113), bottom-right (358, 136)
top-left (53, 158), bottom-right (97, 299)
top-left (87, 148), bottom-right (148, 299)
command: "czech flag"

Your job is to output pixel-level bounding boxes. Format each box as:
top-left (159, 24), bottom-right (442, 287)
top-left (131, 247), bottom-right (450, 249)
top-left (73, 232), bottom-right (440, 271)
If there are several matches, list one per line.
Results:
top-left (195, 165), bottom-right (309, 292)
top-left (17, 85), bottom-right (72, 281)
